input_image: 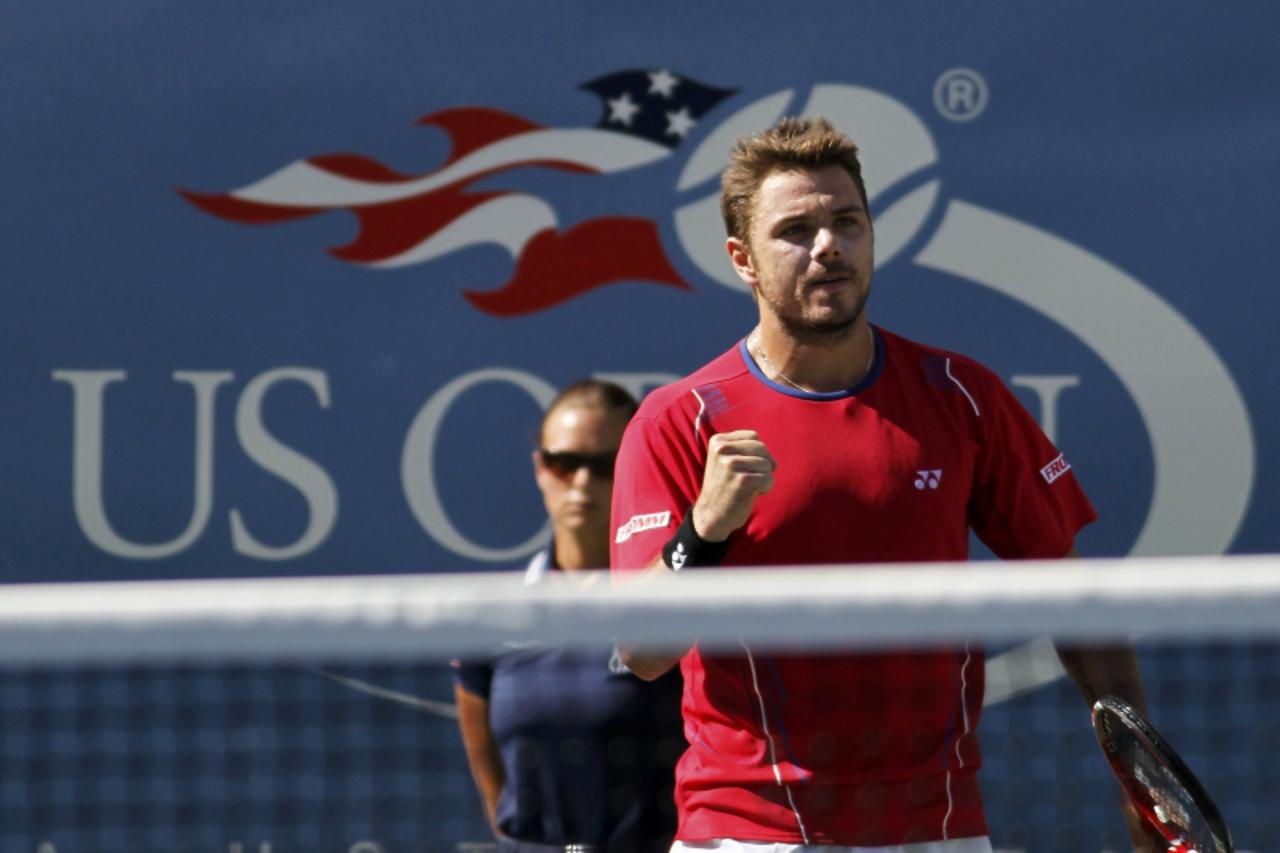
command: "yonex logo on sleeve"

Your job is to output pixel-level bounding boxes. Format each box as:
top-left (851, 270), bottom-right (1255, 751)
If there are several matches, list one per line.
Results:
top-left (1040, 453), bottom-right (1072, 484)
top-left (614, 511), bottom-right (672, 543)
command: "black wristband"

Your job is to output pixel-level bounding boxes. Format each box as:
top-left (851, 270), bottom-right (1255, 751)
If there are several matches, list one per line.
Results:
top-left (661, 511), bottom-right (730, 571)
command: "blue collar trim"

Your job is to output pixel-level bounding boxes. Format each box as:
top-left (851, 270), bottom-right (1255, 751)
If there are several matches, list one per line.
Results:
top-left (739, 326), bottom-right (885, 400)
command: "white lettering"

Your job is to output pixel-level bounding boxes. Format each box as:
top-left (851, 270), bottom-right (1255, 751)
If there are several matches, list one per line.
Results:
top-left (53, 369), bottom-right (233, 559)
top-left (401, 368), bottom-right (554, 561)
top-left (1040, 453), bottom-right (1072, 484)
top-left (230, 368), bottom-right (338, 560)
top-left (945, 77), bottom-right (977, 111)
top-left (615, 511), bottom-right (672, 543)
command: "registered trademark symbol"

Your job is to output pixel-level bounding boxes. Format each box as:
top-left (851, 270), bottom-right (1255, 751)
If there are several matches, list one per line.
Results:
top-left (934, 68), bottom-right (989, 122)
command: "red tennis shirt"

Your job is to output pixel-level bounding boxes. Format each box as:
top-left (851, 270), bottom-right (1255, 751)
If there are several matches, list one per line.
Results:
top-left (609, 327), bottom-right (1097, 846)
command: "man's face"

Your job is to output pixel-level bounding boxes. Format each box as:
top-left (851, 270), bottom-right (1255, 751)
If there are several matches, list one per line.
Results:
top-left (727, 164), bottom-right (874, 343)
top-left (533, 405), bottom-right (627, 538)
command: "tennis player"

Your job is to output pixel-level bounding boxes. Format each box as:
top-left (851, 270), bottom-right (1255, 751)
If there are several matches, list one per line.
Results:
top-left (454, 380), bottom-right (684, 852)
top-left (609, 118), bottom-right (1164, 851)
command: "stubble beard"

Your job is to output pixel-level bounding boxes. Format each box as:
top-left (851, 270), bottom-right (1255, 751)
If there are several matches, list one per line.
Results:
top-left (764, 272), bottom-right (873, 348)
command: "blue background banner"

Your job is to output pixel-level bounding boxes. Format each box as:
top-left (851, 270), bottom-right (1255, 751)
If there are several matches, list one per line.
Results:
top-left (3, 2), bottom-right (1277, 849)
top-left (5, 1), bottom-right (1275, 581)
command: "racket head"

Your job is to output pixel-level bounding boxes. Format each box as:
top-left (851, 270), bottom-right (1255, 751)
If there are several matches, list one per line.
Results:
top-left (1091, 695), bottom-right (1233, 853)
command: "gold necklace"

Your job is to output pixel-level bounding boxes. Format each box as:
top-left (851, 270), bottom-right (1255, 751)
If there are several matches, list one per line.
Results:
top-left (751, 326), bottom-right (875, 393)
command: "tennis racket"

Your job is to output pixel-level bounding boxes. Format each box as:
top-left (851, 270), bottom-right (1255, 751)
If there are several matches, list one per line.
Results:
top-left (1091, 695), bottom-right (1233, 853)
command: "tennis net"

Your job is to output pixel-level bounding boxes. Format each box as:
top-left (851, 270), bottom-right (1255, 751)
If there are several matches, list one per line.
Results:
top-left (2, 556), bottom-right (1277, 851)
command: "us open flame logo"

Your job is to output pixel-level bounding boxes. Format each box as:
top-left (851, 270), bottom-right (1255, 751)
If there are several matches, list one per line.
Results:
top-left (180, 70), bottom-right (733, 316)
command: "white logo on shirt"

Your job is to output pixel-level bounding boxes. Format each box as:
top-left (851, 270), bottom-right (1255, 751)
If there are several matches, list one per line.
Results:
top-left (614, 510), bottom-right (672, 543)
top-left (914, 469), bottom-right (943, 490)
top-left (1040, 453), bottom-right (1072, 484)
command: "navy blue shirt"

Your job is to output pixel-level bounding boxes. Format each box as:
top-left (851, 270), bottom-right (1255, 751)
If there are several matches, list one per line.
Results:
top-left (455, 552), bottom-right (683, 851)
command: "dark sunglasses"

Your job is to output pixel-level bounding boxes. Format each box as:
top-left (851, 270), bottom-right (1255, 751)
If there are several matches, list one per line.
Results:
top-left (538, 449), bottom-right (618, 479)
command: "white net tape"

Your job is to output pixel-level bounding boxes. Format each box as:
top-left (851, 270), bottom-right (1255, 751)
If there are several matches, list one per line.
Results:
top-left (1, 554), bottom-right (1278, 663)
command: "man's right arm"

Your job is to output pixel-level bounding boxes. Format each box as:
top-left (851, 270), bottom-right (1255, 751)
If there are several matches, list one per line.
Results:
top-left (617, 429), bottom-right (777, 680)
top-left (618, 555), bottom-right (685, 680)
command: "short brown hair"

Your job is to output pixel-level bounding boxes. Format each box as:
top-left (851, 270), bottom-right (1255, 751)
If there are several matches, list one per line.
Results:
top-left (539, 379), bottom-right (638, 443)
top-left (719, 116), bottom-right (869, 245)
